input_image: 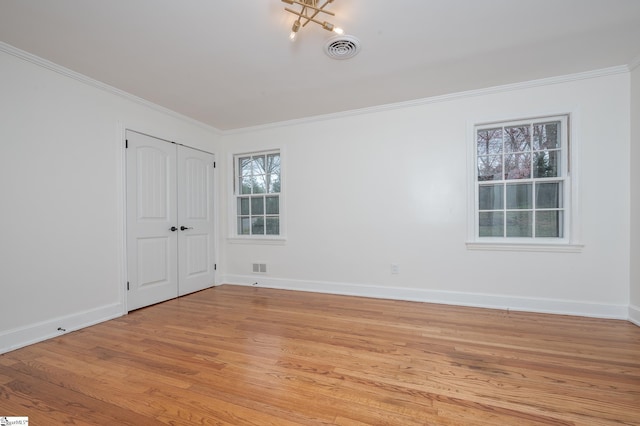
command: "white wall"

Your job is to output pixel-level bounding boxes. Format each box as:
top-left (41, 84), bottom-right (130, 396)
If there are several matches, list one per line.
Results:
top-left (221, 70), bottom-right (631, 319)
top-left (631, 63), bottom-right (640, 325)
top-left (1, 45), bottom-right (635, 355)
top-left (0, 46), bottom-right (221, 353)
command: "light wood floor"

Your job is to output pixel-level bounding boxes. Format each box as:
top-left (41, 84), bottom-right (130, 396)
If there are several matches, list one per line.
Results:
top-left (1, 285), bottom-right (639, 425)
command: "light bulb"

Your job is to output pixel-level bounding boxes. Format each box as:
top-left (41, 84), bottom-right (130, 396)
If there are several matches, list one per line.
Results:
top-left (333, 27), bottom-right (344, 35)
top-left (290, 19), bottom-right (301, 40)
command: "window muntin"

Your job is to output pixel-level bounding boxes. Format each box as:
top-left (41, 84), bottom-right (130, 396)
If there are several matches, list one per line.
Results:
top-left (475, 116), bottom-right (567, 240)
top-left (235, 151), bottom-right (280, 236)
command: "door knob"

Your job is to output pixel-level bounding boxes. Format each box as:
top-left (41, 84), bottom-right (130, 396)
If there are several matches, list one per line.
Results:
top-left (170, 226), bottom-right (178, 232)
top-left (180, 226), bottom-right (193, 231)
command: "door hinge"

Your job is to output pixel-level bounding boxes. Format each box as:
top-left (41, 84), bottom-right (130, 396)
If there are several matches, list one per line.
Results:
top-left (213, 161), bottom-right (216, 168)
top-left (125, 139), bottom-right (128, 149)
top-left (127, 281), bottom-right (130, 291)
top-left (214, 264), bottom-right (217, 271)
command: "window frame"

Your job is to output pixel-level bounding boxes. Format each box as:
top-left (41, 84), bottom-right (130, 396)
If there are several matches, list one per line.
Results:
top-left (466, 113), bottom-right (583, 252)
top-left (229, 149), bottom-right (285, 243)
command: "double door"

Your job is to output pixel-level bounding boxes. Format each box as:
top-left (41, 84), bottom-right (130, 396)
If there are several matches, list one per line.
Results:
top-left (126, 131), bottom-right (215, 311)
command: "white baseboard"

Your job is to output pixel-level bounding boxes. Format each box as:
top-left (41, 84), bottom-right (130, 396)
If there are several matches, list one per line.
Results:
top-left (629, 305), bottom-right (640, 326)
top-left (0, 303), bottom-right (124, 354)
top-left (2, 282), bottom-right (634, 355)
top-left (223, 274), bottom-right (629, 321)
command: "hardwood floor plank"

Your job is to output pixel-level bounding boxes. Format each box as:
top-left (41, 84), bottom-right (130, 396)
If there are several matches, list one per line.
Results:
top-left (1, 285), bottom-right (639, 425)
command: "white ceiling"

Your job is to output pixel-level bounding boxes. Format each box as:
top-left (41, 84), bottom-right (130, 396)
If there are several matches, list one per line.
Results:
top-left (1, 0), bottom-right (640, 131)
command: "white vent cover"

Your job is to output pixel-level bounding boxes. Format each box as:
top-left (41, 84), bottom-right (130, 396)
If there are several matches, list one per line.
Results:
top-left (324, 35), bottom-right (361, 60)
top-left (252, 263), bottom-right (267, 273)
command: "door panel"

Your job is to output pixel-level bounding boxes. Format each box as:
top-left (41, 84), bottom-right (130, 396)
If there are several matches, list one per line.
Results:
top-left (137, 147), bottom-right (170, 219)
top-left (185, 234), bottom-right (209, 275)
top-left (177, 146), bottom-right (215, 296)
top-left (126, 131), bottom-right (178, 311)
top-left (137, 237), bottom-right (170, 286)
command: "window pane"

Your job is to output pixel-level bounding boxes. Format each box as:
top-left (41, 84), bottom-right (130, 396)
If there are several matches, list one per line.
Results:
top-left (504, 126), bottom-right (531, 153)
top-left (478, 184), bottom-right (503, 210)
top-left (267, 173), bottom-right (281, 193)
top-left (252, 175), bottom-right (266, 194)
top-left (239, 157), bottom-right (252, 177)
top-left (240, 177), bottom-right (252, 194)
top-left (477, 128), bottom-right (502, 156)
top-left (536, 211), bottom-right (563, 238)
top-left (253, 155), bottom-right (265, 174)
top-left (536, 182), bottom-right (562, 209)
top-left (251, 217), bottom-right (264, 235)
top-left (267, 153), bottom-right (280, 174)
top-left (533, 150), bottom-right (559, 178)
top-left (238, 197), bottom-right (250, 215)
top-left (504, 153), bottom-right (531, 179)
top-left (506, 183), bottom-right (532, 209)
top-left (251, 197), bottom-right (264, 215)
top-left (265, 196), bottom-right (279, 214)
top-left (477, 155), bottom-right (502, 181)
top-left (238, 217), bottom-right (250, 235)
top-left (506, 211), bottom-right (532, 237)
top-left (479, 212), bottom-right (504, 237)
top-left (266, 217), bottom-right (280, 235)
top-left (533, 121), bottom-right (560, 150)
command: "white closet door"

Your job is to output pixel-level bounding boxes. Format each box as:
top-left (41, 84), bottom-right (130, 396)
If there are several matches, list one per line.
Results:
top-left (177, 146), bottom-right (216, 296)
top-left (126, 131), bottom-right (178, 311)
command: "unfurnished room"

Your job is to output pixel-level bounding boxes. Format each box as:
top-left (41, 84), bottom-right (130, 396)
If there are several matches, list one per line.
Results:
top-left (1, 1), bottom-right (640, 424)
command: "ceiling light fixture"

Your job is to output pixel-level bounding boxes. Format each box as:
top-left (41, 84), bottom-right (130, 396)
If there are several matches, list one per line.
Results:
top-left (282, 0), bottom-right (344, 41)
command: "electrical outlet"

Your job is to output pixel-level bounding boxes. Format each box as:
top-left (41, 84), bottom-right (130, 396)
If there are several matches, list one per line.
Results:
top-left (391, 263), bottom-right (399, 274)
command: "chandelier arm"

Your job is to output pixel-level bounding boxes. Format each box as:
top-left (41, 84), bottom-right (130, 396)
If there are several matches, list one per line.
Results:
top-left (284, 8), bottom-right (327, 27)
top-left (301, 0), bottom-right (333, 27)
top-left (285, 0), bottom-right (335, 16)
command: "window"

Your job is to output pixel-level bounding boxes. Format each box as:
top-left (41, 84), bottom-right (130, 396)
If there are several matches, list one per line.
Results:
top-left (234, 151), bottom-right (281, 236)
top-left (474, 115), bottom-right (569, 241)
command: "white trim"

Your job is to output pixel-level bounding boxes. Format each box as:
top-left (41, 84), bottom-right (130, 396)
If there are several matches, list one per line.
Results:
top-left (116, 122), bottom-right (128, 313)
top-left (228, 148), bottom-right (286, 240)
top-left (466, 242), bottom-right (583, 253)
top-left (227, 237), bottom-right (287, 246)
top-left (630, 305), bottom-right (640, 327)
top-left (212, 152), bottom-right (222, 286)
top-left (0, 42), bottom-right (222, 135)
top-left (222, 275), bottom-right (629, 320)
top-left (224, 66), bottom-right (629, 134)
top-left (2, 41), bottom-right (631, 134)
top-left (0, 303), bottom-right (124, 354)
top-left (122, 127), bottom-right (222, 296)
top-left (466, 112), bottom-right (582, 249)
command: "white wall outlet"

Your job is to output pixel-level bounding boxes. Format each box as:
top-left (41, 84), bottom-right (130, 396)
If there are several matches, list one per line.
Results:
top-left (391, 263), bottom-right (399, 274)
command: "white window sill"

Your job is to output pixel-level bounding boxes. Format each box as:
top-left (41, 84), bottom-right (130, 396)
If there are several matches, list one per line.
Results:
top-left (466, 241), bottom-right (584, 253)
top-left (228, 237), bottom-right (287, 246)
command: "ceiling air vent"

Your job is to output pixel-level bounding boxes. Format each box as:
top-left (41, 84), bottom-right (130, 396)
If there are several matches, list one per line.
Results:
top-left (324, 35), bottom-right (361, 60)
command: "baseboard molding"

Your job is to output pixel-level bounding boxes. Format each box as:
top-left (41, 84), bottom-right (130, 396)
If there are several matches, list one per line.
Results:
top-left (629, 305), bottom-right (640, 326)
top-left (0, 303), bottom-right (124, 354)
top-left (223, 274), bottom-right (629, 321)
top-left (2, 284), bottom-right (633, 355)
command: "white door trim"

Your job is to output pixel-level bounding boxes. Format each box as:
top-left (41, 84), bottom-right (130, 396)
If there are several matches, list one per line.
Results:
top-left (121, 127), bottom-right (218, 312)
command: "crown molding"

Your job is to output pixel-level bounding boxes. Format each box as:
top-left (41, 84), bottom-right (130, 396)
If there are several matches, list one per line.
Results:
top-left (2, 41), bottom-right (631, 135)
top-left (226, 65), bottom-right (630, 135)
top-left (0, 42), bottom-right (222, 135)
